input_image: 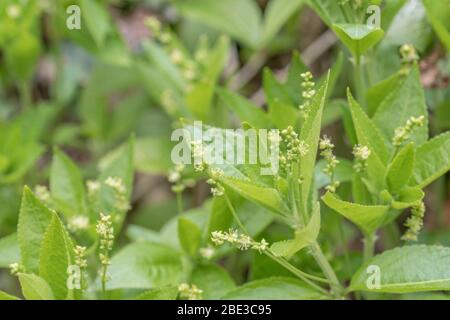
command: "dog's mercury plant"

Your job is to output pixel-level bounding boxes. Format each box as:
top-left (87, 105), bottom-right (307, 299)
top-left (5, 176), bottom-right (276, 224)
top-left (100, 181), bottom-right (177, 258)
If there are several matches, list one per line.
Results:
top-left (299, 72), bottom-right (316, 119)
top-left (352, 145), bottom-right (371, 172)
top-left (96, 213), bottom-right (114, 293)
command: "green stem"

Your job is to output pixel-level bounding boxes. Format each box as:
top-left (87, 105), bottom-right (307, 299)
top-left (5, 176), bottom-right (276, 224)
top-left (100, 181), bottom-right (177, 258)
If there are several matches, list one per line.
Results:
top-left (353, 54), bottom-right (366, 107)
top-left (101, 263), bottom-right (108, 299)
top-left (310, 241), bottom-right (343, 298)
top-left (363, 233), bottom-right (377, 263)
top-left (223, 192), bottom-right (330, 296)
top-left (176, 191), bottom-right (183, 214)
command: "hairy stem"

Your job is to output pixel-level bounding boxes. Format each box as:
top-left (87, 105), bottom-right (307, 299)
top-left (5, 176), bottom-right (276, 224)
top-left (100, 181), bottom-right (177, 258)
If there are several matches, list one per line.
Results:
top-left (363, 233), bottom-right (377, 262)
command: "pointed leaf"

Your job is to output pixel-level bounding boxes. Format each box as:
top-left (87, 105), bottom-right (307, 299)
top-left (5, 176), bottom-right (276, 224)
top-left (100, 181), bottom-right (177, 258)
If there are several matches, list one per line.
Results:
top-left (386, 143), bottom-right (415, 193)
top-left (18, 187), bottom-right (54, 273)
top-left (322, 192), bottom-right (390, 235)
top-left (271, 202), bottom-right (320, 257)
top-left (39, 214), bottom-right (74, 300)
top-left (18, 273), bottom-right (54, 300)
top-left (411, 132), bottom-right (450, 188)
top-left (178, 217), bottom-right (202, 256)
top-left (332, 24), bottom-right (384, 57)
top-left (351, 245), bottom-right (450, 293)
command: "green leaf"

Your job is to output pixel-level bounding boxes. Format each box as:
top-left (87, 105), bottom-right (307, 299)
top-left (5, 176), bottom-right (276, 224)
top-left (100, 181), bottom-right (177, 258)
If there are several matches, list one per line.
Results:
top-left (285, 51), bottom-right (308, 104)
top-left (0, 290), bottom-right (20, 300)
top-left (135, 137), bottom-right (173, 175)
top-left (373, 65), bottom-right (428, 147)
top-left (39, 214), bottom-right (74, 300)
top-left (18, 273), bottom-right (55, 300)
top-left (17, 187), bottom-right (54, 273)
top-left (299, 73), bottom-right (329, 209)
top-left (106, 242), bottom-right (182, 290)
top-left (178, 217), bottom-right (202, 256)
top-left (307, 0), bottom-right (346, 26)
top-left (186, 79), bottom-right (215, 121)
top-left (366, 72), bottom-right (403, 117)
top-left (386, 143), bottom-right (415, 193)
top-left (351, 245), bottom-right (450, 293)
top-left (134, 286), bottom-right (178, 300)
top-left (322, 192), bottom-right (390, 235)
top-left (50, 148), bottom-right (88, 217)
top-left (271, 202), bottom-right (320, 257)
top-left (80, 0), bottom-right (110, 47)
top-left (347, 90), bottom-right (387, 189)
top-left (263, 68), bottom-right (298, 129)
top-left (218, 88), bottom-right (271, 129)
top-left (422, 0), bottom-right (450, 51)
top-left (190, 264), bottom-right (236, 299)
top-left (411, 132), bottom-right (450, 188)
top-left (262, 0), bottom-right (304, 45)
top-left (174, 0), bottom-right (262, 48)
top-left (332, 24), bottom-right (384, 57)
top-left (391, 187), bottom-right (424, 210)
top-left (0, 233), bottom-right (20, 268)
top-left (221, 277), bottom-right (326, 300)
top-left (220, 177), bottom-right (289, 216)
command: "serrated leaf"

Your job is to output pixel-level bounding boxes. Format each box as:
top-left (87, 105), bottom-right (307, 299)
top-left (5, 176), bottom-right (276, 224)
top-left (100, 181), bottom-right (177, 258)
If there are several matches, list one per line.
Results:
top-left (39, 214), bottom-right (74, 300)
top-left (366, 72), bottom-right (403, 117)
top-left (18, 187), bottom-right (54, 273)
top-left (299, 74), bottom-right (329, 209)
top-left (218, 88), bottom-right (271, 129)
top-left (50, 148), bottom-right (88, 217)
top-left (190, 264), bottom-right (236, 299)
top-left (332, 24), bottom-right (384, 57)
top-left (373, 65), bottom-right (428, 147)
top-left (106, 242), bottom-right (182, 290)
top-left (178, 217), bottom-right (202, 256)
top-left (220, 177), bottom-right (289, 216)
top-left (322, 192), bottom-right (390, 235)
top-left (18, 273), bottom-right (55, 300)
top-left (410, 132), bottom-right (450, 188)
top-left (0, 233), bottom-right (20, 268)
top-left (221, 277), bottom-right (326, 300)
top-left (347, 90), bottom-right (387, 190)
top-left (271, 202), bottom-right (320, 257)
top-left (351, 245), bottom-right (450, 293)
top-left (386, 143), bottom-right (415, 193)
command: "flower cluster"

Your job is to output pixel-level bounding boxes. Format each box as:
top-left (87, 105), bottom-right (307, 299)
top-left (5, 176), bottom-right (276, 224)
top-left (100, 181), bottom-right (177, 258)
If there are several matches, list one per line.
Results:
top-left (199, 246), bottom-right (215, 259)
top-left (402, 202), bottom-right (425, 242)
top-left (178, 283), bottom-right (203, 300)
top-left (211, 229), bottom-right (269, 253)
top-left (74, 245), bottom-right (88, 269)
top-left (280, 126), bottom-right (309, 168)
top-left (352, 144), bottom-right (371, 173)
top-left (299, 72), bottom-right (316, 119)
top-left (191, 140), bottom-right (206, 172)
top-left (400, 44), bottom-right (419, 66)
top-left (320, 135), bottom-right (340, 193)
top-left (87, 180), bottom-right (101, 196)
top-left (206, 168), bottom-right (225, 197)
top-left (392, 116), bottom-right (425, 147)
top-left (105, 176), bottom-right (130, 212)
top-left (9, 262), bottom-right (23, 276)
top-left (68, 215), bottom-right (90, 233)
top-left (169, 164), bottom-right (186, 193)
top-left (34, 185), bottom-right (50, 203)
top-left (96, 213), bottom-right (114, 266)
